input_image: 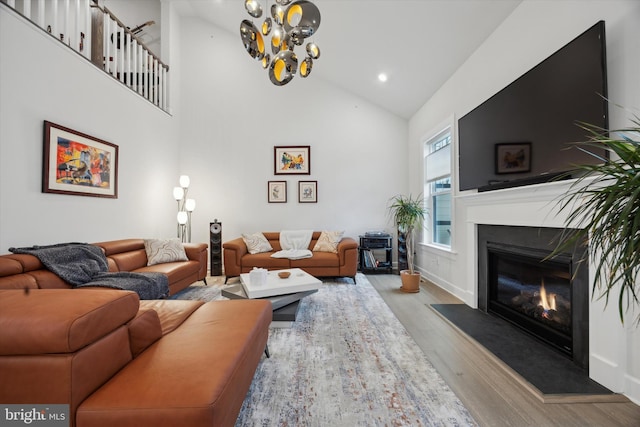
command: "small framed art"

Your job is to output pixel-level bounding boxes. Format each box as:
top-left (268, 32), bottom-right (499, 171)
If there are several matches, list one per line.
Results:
top-left (495, 142), bottom-right (531, 174)
top-left (274, 145), bottom-right (310, 175)
top-left (298, 180), bottom-right (317, 203)
top-left (43, 121), bottom-right (118, 198)
top-left (268, 181), bottom-right (287, 203)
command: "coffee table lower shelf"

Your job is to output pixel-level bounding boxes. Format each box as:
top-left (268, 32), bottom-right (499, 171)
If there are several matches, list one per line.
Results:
top-left (222, 284), bottom-right (317, 326)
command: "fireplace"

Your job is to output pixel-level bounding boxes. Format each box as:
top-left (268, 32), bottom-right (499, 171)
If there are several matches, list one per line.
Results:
top-left (478, 225), bottom-right (589, 369)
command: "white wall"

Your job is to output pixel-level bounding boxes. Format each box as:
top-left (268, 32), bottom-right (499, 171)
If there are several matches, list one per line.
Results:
top-left (409, 0), bottom-right (640, 403)
top-left (0, 7), bottom-right (180, 249)
top-left (177, 17), bottom-right (408, 245)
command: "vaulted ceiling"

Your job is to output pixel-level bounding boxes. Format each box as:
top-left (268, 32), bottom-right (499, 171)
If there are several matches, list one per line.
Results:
top-left (174, 0), bottom-right (522, 119)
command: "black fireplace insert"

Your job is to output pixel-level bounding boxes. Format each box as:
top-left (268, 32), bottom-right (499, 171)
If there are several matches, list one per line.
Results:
top-left (488, 243), bottom-right (573, 356)
top-left (477, 225), bottom-right (589, 369)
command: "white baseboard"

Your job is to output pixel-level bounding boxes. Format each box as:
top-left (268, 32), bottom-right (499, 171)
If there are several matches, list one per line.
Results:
top-left (418, 267), bottom-right (474, 306)
top-left (624, 374), bottom-right (640, 405)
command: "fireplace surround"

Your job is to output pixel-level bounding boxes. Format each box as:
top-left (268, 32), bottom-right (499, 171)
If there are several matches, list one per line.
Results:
top-left (478, 225), bottom-right (589, 369)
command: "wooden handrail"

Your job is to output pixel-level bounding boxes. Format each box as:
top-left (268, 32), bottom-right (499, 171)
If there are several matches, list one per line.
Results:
top-left (92, 4), bottom-right (168, 70)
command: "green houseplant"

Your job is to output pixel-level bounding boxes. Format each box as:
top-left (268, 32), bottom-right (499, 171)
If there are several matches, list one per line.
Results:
top-left (388, 194), bottom-right (427, 293)
top-left (554, 115), bottom-right (640, 324)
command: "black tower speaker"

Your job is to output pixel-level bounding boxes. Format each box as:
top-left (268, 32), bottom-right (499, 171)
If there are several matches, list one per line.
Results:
top-left (209, 220), bottom-right (223, 276)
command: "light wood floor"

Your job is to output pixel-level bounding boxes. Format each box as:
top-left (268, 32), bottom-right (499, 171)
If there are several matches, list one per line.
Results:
top-left (366, 274), bottom-right (640, 427)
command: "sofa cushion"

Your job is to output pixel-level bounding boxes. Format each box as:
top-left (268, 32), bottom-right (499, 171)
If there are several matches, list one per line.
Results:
top-left (144, 238), bottom-right (188, 266)
top-left (0, 289), bottom-right (139, 355)
top-left (139, 299), bottom-right (204, 335)
top-left (242, 252), bottom-right (290, 270)
top-left (107, 249), bottom-right (148, 272)
top-left (242, 232), bottom-right (274, 254)
top-left (134, 260), bottom-right (200, 289)
top-left (291, 251), bottom-right (340, 268)
top-left (313, 230), bottom-right (344, 253)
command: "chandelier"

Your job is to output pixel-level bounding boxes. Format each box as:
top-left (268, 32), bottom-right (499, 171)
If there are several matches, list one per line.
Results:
top-left (240, 0), bottom-right (321, 86)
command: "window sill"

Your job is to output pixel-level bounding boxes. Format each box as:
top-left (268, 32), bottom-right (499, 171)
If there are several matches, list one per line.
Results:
top-left (418, 242), bottom-right (457, 258)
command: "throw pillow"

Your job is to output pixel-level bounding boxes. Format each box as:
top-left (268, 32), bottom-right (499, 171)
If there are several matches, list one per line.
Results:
top-left (144, 238), bottom-right (188, 266)
top-left (312, 230), bottom-right (344, 253)
top-left (242, 232), bottom-right (273, 254)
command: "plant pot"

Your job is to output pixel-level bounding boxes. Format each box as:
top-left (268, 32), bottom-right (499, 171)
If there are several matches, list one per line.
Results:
top-left (399, 270), bottom-right (420, 293)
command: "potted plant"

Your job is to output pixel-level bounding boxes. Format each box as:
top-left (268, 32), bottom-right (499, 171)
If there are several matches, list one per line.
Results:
top-left (388, 194), bottom-right (427, 293)
top-left (554, 115), bottom-right (640, 324)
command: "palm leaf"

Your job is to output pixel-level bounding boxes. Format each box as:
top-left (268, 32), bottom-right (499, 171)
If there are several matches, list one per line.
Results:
top-left (552, 116), bottom-right (640, 324)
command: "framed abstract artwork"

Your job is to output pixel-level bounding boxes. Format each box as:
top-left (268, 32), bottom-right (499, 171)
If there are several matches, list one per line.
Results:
top-left (268, 181), bottom-right (287, 203)
top-left (274, 145), bottom-right (310, 175)
top-left (298, 180), bottom-right (317, 203)
top-left (495, 142), bottom-right (531, 174)
top-left (43, 121), bottom-right (118, 198)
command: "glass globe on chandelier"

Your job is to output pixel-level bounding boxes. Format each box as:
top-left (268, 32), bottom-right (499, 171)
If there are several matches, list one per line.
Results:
top-left (240, 0), bottom-right (321, 86)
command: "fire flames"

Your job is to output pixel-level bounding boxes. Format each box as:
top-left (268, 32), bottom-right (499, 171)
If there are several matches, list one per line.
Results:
top-left (538, 279), bottom-right (556, 319)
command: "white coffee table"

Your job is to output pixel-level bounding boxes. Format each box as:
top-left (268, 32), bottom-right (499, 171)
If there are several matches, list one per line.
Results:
top-left (239, 268), bottom-right (321, 299)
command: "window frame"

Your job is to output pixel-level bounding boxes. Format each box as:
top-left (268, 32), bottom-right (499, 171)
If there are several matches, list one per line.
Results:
top-left (422, 124), bottom-right (454, 250)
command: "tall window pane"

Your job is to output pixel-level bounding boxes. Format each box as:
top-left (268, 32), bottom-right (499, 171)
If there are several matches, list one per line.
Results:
top-left (424, 129), bottom-right (452, 248)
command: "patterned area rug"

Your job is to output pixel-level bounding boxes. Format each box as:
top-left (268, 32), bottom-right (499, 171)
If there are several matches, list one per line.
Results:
top-left (168, 282), bottom-right (223, 301)
top-left (233, 274), bottom-right (477, 427)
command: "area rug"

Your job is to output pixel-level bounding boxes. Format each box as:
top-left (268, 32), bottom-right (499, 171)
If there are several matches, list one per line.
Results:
top-left (234, 274), bottom-right (477, 427)
top-left (168, 282), bottom-right (223, 301)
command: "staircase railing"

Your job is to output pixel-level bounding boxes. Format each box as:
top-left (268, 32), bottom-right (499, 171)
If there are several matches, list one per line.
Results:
top-left (2, 0), bottom-right (169, 113)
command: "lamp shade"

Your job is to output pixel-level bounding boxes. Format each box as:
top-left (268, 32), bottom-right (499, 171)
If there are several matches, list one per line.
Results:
top-left (179, 175), bottom-right (190, 188)
top-left (185, 199), bottom-right (196, 212)
top-left (173, 187), bottom-right (184, 201)
top-left (177, 211), bottom-right (188, 225)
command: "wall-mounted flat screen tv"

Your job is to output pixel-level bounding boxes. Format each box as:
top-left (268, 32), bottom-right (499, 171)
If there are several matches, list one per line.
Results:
top-left (458, 20), bottom-right (608, 192)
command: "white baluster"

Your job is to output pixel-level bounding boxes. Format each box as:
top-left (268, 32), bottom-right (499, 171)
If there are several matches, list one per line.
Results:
top-left (144, 51), bottom-right (150, 100)
top-left (38, 0), bottom-right (45, 29)
top-left (103, 12), bottom-right (110, 73)
top-left (52, 0), bottom-right (58, 40)
top-left (126, 33), bottom-right (132, 87)
top-left (74, 0), bottom-right (80, 53)
top-left (83, 0), bottom-right (91, 59)
top-left (138, 44), bottom-right (144, 95)
top-left (23, 0), bottom-right (31, 20)
top-left (132, 39), bottom-right (137, 92)
top-left (112, 20), bottom-right (118, 78)
top-left (154, 58), bottom-right (159, 105)
top-left (163, 67), bottom-right (168, 111)
top-left (158, 65), bottom-right (164, 110)
top-left (6, 1), bottom-right (16, 9)
top-left (118, 25), bottom-right (124, 83)
top-left (64, 0), bottom-right (70, 46)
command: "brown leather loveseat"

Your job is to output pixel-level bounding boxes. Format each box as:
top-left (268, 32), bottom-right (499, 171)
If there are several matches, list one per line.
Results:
top-left (0, 239), bottom-right (208, 296)
top-left (0, 288), bottom-right (272, 427)
top-left (223, 231), bottom-right (358, 282)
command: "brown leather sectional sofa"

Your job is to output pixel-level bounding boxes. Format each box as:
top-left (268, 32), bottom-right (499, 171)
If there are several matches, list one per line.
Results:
top-left (0, 239), bottom-right (272, 426)
top-left (0, 288), bottom-right (272, 427)
top-left (0, 239), bottom-right (208, 296)
top-left (223, 231), bottom-right (358, 282)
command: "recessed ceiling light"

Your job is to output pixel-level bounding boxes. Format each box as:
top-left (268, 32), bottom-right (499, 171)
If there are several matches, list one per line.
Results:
top-left (378, 73), bottom-right (388, 83)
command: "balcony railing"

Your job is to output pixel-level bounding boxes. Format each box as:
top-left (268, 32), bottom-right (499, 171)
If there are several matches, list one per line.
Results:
top-left (2, 0), bottom-right (169, 113)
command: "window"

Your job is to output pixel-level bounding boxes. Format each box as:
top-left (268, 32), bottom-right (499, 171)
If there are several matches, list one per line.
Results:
top-left (424, 129), bottom-right (452, 247)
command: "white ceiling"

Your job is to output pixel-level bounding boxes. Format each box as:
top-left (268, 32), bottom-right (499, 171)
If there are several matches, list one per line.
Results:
top-left (173, 0), bottom-right (522, 119)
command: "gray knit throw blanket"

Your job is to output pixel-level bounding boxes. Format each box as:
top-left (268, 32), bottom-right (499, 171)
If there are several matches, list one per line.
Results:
top-left (9, 243), bottom-right (169, 300)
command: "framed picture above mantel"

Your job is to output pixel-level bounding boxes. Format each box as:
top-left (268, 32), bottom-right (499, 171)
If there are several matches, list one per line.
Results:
top-left (274, 145), bottom-right (310, 175)
top-left (43, 121), bottom-right (118, 198)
